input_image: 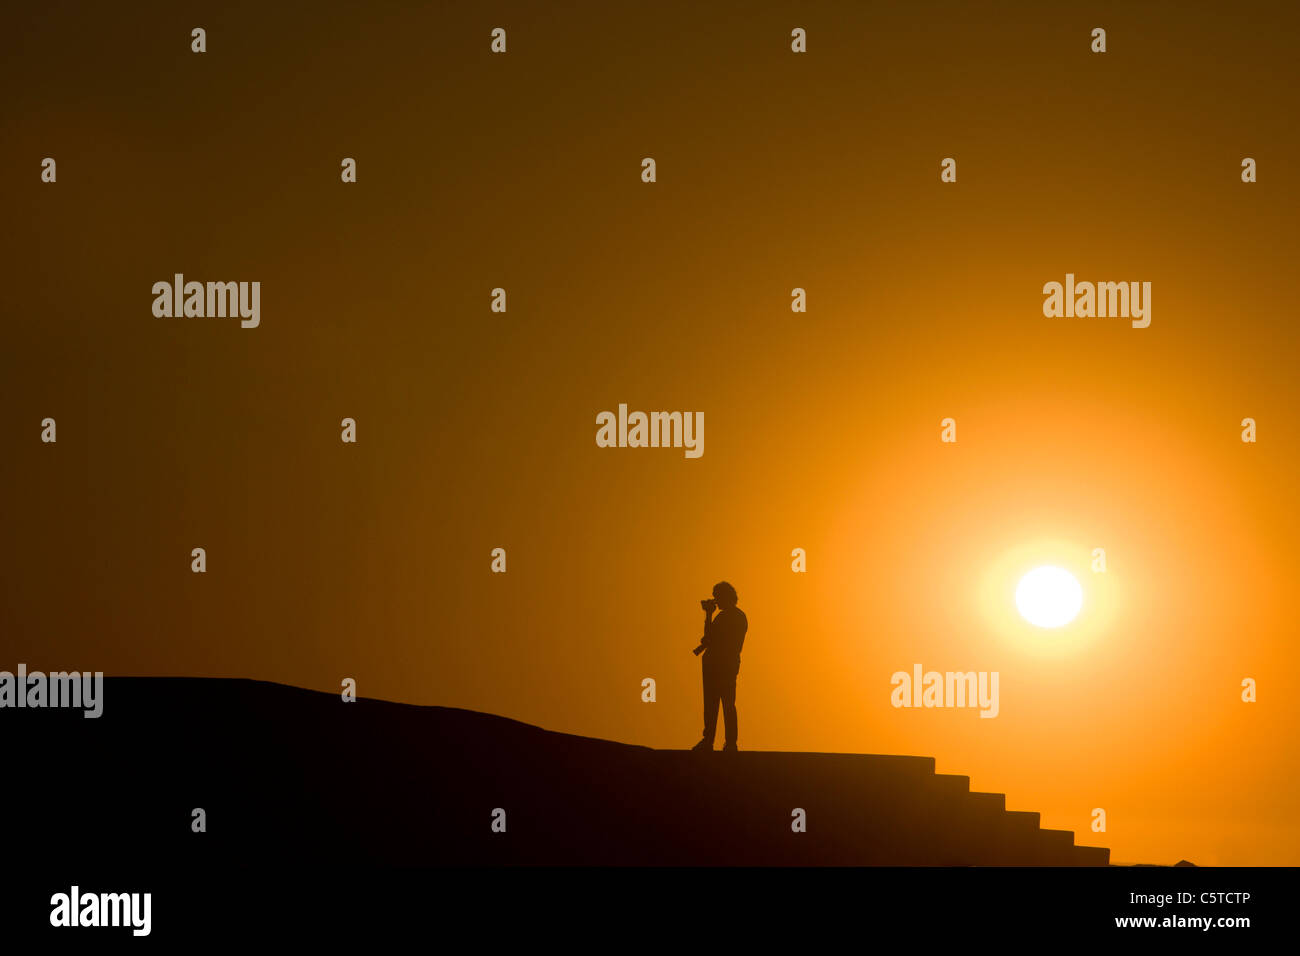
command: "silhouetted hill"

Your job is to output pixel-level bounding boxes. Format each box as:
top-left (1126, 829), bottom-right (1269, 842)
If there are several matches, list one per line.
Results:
top-left (12, 677), bottom-right (1109, 865)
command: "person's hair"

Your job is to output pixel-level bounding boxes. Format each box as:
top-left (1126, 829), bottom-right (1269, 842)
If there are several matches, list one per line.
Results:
top-left (712, 581), bottom-right (738, 606)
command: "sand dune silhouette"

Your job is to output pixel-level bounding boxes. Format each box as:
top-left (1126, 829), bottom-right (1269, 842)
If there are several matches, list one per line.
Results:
top-left (14, 678), bottom-right (1110, 866)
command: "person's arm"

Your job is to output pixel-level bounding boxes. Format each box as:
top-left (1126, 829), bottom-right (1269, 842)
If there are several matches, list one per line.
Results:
top-left (692, 607), bottom-right (714, 656)
top-left (700, 607), bottom-right (716, 646)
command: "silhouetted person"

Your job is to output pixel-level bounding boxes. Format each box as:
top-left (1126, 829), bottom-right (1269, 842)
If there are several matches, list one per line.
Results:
top-left (691, 581), bottom-right (747, 752)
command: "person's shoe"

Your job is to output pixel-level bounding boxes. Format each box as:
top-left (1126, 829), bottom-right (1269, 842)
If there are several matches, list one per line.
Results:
top-left (691, 738), bottom-right (713, 752)
top-left (721, 742), bottom-right (739, 753)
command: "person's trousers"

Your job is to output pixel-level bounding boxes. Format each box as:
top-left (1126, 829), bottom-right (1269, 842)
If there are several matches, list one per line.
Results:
top-left (702, 657), bottom-right (739, 745)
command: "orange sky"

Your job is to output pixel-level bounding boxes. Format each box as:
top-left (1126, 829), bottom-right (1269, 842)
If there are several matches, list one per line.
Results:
top-left (2, 1), bottom-right (1298, 865)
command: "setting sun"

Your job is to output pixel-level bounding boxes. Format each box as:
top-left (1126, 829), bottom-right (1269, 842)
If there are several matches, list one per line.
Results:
top-left (1015, 566), bottom-right (1083, 628)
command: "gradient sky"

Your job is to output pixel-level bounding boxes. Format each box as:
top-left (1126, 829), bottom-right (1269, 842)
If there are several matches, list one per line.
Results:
top-left (3, 1), bottom-right (1298, 866)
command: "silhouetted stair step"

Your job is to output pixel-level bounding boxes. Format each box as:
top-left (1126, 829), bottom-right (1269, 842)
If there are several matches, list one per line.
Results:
top-left (967, 792), bottom-right (1006, 813)
top-left (1032, 829), bottom-right (1077, 866)
top-left (1040, 829), bottom-right (1074, 845)
top-left (933, 774), bottom-right (971, 795)
top-left (1073, 845), bottom-right (1111, 866)
top-left (1003, 810), bottom-right (1041, 829)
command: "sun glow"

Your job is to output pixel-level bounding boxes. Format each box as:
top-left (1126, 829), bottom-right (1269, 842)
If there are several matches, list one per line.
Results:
top-left (1015, 566), bottom-right (1084, 628)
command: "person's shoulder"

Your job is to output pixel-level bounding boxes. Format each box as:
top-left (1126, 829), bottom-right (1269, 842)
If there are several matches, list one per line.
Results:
top-left (735, 608), bottom-right (748, 624)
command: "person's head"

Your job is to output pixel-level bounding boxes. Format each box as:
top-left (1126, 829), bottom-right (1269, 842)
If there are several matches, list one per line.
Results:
top-left (712, 581), bottom-right (739, 610)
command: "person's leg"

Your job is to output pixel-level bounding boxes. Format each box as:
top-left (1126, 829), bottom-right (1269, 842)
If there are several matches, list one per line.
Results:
top-left (701, 662), bottom-right (720, 744)
top-left (720, 666), bottom-right (738, 747)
